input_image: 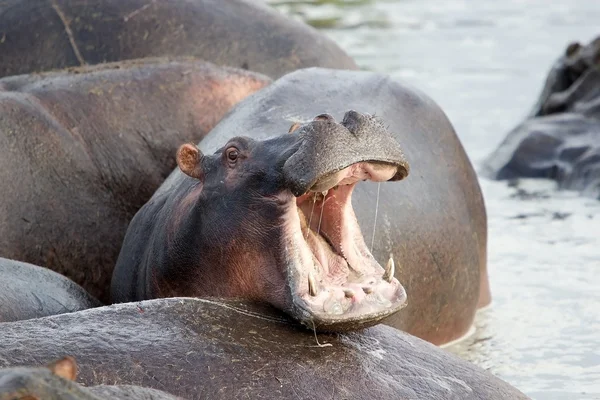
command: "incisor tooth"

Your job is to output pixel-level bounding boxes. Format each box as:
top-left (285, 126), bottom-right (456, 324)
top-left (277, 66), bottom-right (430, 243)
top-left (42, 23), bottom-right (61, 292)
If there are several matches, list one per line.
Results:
top-left (343, 288), bottom-right (355, 298)
top-left (308, 272), bottom-right (318, 296)
top-left (383, 253), bottom-right (395, 283)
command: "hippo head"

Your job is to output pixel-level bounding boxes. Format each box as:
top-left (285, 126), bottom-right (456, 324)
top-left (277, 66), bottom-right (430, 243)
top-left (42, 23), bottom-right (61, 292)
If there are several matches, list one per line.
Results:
top-left (0, 357), bottom-right (80, 400)
top-left (175, 111), bottom-right (409, 331)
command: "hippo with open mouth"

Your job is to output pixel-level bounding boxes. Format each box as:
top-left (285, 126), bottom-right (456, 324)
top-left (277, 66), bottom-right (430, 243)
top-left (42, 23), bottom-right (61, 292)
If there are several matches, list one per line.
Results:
top-left (111, 111), bottom-right (409, 331)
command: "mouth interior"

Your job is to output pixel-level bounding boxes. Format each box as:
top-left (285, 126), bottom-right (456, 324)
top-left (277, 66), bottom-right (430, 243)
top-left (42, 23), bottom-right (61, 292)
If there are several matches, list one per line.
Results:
top-left (290, 162), bottom-right (407, 326)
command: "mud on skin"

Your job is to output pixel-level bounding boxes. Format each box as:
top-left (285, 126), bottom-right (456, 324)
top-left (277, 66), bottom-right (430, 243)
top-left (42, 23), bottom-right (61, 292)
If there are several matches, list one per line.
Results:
top-left (0, 0), bottom-right (357, 79)
top-left (0, 298), bottom-right (530, 400)
top-left (0, 356), bottom-right (182, 400)
top-left (484, 35), bottom-right (600, 199)
top-left (0, 58), bottom-right (269, 304)
top-left (112, 110), bottom-right (410, 332)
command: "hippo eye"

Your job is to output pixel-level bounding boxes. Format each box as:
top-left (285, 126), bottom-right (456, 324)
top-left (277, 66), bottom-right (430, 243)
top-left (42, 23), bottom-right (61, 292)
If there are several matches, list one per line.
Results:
top-left (226, 147), bottom-right (239, 165)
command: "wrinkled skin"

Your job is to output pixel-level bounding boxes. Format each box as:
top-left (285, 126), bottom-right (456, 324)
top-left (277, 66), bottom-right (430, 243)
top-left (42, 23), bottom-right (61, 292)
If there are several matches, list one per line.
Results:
top-left (0, 58), bottom-right (270, 303)
top-left (0, 298), bottom-right (529, 400)
top-left (0, 0), bottom-right (357, 79)
top-left (0, 258), bottom-right (100, 323)
top-left (484, 36), bottom-right (600, 199)
top-left (0, 357), bottom-right (182, 400)
top-left (112, 110), bottom-right (410, 332)
top-left (150, 67), bottom-right (488, 345)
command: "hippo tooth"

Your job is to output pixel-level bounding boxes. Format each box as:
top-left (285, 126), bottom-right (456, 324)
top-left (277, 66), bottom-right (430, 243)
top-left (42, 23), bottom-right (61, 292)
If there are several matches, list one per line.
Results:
top-left (321, 189), bottom-right (328, 197)
top-left (362, 286), bottom-right (373, 294)
top-left (308, 272), bottom-right (318, 296)
top-left (383, 253), bottom-right (395, 283)
top-left (343, 288), bottom-right (355, 298)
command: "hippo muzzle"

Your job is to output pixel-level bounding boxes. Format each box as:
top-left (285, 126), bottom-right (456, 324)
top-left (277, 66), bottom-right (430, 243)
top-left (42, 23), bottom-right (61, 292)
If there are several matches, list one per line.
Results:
top-left (275, 111), bottom-right (409, 331)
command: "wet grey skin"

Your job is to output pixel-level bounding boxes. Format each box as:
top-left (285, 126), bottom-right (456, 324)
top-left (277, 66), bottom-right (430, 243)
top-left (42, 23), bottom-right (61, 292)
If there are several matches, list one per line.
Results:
top-left (111, 110), bottom-right (410, 332)
top-left (484, 35), bottom-right (600, 199)
top-left (0, 258), bottom-right (101, 323)
top-left (0, 0), bottom-right (357, 79)
top-left (0, 356), bottom-right (183, 400)
top-left (0, 298), bottom-right (530, 400)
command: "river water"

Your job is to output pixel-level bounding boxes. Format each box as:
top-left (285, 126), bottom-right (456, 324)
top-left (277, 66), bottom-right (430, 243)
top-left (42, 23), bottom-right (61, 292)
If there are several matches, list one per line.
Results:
top-left (268, 1), bottom-right (600, 399)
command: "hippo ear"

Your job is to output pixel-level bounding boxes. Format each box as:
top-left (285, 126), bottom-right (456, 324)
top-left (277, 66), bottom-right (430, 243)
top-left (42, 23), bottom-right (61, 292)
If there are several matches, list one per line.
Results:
top-left (177, 143), bottom-right (204, 181)
top-left (47, 356), bottom-right (78, 381)
top-left (288, 122), bottom-right (302, 133)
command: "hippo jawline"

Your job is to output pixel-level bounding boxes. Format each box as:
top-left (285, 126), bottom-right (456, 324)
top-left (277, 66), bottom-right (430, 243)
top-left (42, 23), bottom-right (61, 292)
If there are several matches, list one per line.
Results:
top-left (283, 161), bottom-right (407, 332)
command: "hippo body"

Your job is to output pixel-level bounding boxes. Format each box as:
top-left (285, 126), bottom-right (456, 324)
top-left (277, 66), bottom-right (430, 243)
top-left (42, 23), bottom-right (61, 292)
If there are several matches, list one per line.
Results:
top-left (0, 58), bottom-right (269, 302)
top-left (0, 0), bottom-right (357, 79)
top-left (113, 68), bottom-right (489, 345)
top-left (0, 258), bottom-right (100, 323)
top-left (484, 36), bottom-right (600, 199)
top-left (0, 298), bottom-right (529, 400)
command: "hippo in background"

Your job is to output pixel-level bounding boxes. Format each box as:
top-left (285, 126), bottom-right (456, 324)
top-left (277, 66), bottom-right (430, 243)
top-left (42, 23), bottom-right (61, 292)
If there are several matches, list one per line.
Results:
top-left (0, 0), bottom-right (357, 79)
top-left (112, 67), bottom-right (489, 344)
top-left (0, 258), bottom-right (100, 323)
top-left (0, 298), bottom-right (530, 400)
top-left (483, 35), bottom-right (600, 199)
top-left (0, 356), bottom-right (182, 400)
top-left (0, 58), bottom-right (270, 303)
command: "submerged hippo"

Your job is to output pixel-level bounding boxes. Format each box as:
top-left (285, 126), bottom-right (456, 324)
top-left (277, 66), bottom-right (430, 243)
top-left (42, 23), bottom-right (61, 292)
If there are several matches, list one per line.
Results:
top-left (484, 36), bottom-right (600, 199)
top-left (112, 110), bottom-right (410, 331)
top-left (0, 357), bottom-right (182, 400)
top-left (0, 0), bottom-right (357, 79)
top-left (0, 58), bottom-right (269, 303)
top-left (0, 298), bottom-right (530, 399)
top-left (112, 68), bottom-right (489, 344)
top-left (0, 258), bottom-right (100, 323)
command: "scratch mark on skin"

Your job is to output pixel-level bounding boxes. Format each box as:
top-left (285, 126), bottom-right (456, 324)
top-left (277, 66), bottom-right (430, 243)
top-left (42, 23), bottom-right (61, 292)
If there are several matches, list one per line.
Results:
top-left (123, 0), bottom-right (157, 22)
top-left (49, 0), bottom-right (86, 66)
top-left (182, 298), bottom-right (290, 324)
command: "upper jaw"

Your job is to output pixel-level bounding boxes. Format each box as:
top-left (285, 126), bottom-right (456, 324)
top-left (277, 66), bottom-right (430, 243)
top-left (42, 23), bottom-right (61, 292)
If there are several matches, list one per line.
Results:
top-left (282, 110), bottom-right (410, 197)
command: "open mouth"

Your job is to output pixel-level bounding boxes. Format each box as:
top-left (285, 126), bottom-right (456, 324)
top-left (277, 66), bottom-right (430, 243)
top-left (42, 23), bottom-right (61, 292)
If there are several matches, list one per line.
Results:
top-left (286, 161), bottom-right (408, 331)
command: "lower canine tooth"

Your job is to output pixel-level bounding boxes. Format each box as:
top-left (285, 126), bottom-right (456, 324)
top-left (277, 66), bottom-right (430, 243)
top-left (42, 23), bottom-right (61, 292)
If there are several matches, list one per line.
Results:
top-left (362, 286), bottom-right (373, 294)
top-left (383, 253), bottom-right (395, 283)
top-left (308, 272), bottom-right (318, 296)
top-left (343, 289), bottom-right (355, 298)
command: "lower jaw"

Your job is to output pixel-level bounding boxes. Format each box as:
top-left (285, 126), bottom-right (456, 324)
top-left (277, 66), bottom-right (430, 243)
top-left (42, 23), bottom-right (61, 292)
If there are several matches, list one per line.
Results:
top-left (289, 285), bottom-right (408, 332)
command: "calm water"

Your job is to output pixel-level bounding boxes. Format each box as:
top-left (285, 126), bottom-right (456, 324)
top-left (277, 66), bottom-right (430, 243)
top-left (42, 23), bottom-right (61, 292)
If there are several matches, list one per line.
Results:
top-left (269, 1), bottom-right (600, 399)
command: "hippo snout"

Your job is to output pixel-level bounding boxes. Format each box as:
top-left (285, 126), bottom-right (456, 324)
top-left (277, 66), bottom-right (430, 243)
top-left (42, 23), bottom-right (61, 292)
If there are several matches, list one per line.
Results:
top-left (283, 110), bottom-right (410, 197)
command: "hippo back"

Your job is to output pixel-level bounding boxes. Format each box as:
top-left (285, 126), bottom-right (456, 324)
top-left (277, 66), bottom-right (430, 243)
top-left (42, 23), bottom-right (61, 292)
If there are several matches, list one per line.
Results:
top-left (0, 258), bottom-right (100, 323)
top-left (0, 0), bottom-right (357, 79)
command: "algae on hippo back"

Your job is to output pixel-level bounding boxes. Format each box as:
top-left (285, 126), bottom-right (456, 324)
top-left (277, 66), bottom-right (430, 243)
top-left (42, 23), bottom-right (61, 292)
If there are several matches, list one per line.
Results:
top-left (111, 110), bottom-right (410, 332)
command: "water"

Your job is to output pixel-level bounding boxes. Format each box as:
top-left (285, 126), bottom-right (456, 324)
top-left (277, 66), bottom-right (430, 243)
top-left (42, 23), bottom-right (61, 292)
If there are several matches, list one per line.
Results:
top-left (268, 1), bottom-right (600, 398)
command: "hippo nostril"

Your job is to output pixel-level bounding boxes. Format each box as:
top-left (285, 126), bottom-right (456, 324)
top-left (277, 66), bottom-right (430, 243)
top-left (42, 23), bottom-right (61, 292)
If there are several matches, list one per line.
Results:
top-left (341, 110), bottom-right (367, 135)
